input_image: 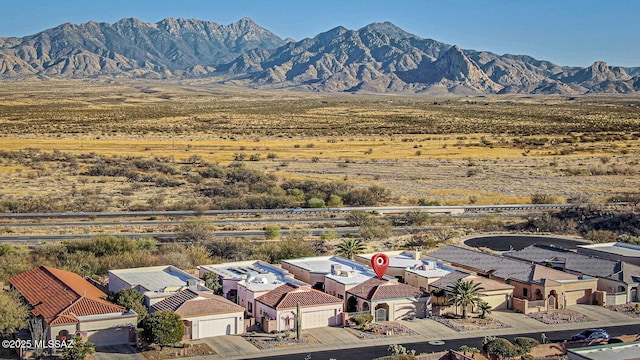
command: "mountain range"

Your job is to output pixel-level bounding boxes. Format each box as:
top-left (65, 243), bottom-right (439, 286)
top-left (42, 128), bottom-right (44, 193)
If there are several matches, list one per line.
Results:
top-left (1, 17), bottom-right (638, 94)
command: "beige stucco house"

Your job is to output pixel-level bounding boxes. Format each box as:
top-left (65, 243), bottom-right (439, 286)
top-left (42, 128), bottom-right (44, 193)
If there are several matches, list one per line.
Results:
top-left (428, 246), bottom-right (599, 310)
top-left (346, 278), bottom-right (431, 321)
top-left (198, 260), bottom-right (307, 317)
top-left (151, 289), bottom-right (245, 339)
top-left (281, 255), bottom-right (393, 300)
top-left (429, 270), bottom-right (515, 311)
top-left (255, 283), bottom-right (343, 333)
top-left (506, 244), bottom-right (640, 305)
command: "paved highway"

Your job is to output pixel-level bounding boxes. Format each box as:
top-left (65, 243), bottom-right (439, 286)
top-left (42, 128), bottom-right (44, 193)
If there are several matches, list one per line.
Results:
top-left (250, 324), bottom-right (640, 360)
top-left (0, 217), bottom-right (349, 228)
top-left (0, 226), bottom-right (438, 242)
top-left (0, 203), bottom-right (584, 220)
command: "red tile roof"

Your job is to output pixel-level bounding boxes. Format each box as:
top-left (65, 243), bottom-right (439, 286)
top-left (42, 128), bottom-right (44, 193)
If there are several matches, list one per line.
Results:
top-left (151, 289), bottom-right (244, 317)
top-left (347, 277), bottom-right (426, 301)
top-left (9, 266), bottom-right (125, 324)
top-left (256, 284), bottom-right (343, 310)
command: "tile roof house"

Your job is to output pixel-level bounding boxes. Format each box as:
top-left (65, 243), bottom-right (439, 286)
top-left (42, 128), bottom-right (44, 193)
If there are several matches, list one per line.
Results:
top-left (9, 266), bottom-right (137, 348)
top-left (254, 283), bottom-right (343, 333)
top-left (108, 265), bottom-right (207, 307)
top-left (429, 270), bottom-right (515, 310)
top-left (281, 255), bottom-right (394, 300)
top-left (505, 244), bottom-right (640, 305)
top-left (346, 277), bottom-right (431, 321)
top-left (428, 246), bottom-right (598, 310)
top-left (151, 289), bottom-right (245, 339)
top-left (198, 260), bottom-right (307, 317)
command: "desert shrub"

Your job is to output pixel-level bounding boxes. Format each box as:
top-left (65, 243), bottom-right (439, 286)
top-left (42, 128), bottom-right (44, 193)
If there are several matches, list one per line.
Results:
top-left (418, 198), bottom-right (441, 206)
top-left (264, 225), bottom-right (281, 240)
top-left (307, 197), bottom-right (325, 208)
top-left (531, 193), bottom-right (558, 204)
top-left (198, 163), bottom-right (224, 178)
top-left (584, 230), bottom-right (619, 243)
top-left (360, 222), bottom-right (393, 241)
top-left (175, 218), bottom-right (215, 243)
top-left (346, 210), bottom-right (376, 226)
top-left (327, 194), bottom-right (343, 207)
top-left (352, 313), bottom-right (373, 326)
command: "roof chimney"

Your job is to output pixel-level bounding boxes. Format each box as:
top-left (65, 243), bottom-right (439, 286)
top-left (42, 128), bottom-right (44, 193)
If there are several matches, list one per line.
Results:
top-left (414, 251), bottom-right (421, 260)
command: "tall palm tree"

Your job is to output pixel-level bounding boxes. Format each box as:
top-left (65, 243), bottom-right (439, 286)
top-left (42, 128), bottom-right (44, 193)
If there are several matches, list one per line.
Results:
top-left (336, 238), bottom-right (365, 260)
top-left (448, 279), bottom-right (484, 318)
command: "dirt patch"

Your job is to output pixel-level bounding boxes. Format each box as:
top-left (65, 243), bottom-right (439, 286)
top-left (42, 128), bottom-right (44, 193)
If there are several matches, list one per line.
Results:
top-left (140, 343), bottom-right (214, 360)
top-left (528, 309), bottom-right (593, 325)
top-left (244, 333), bottom-right (319, 350)
top-left (605, 303), bottom-right (640, 318)
top-left (346, 321), bottom-right (418, 339)
top-left (432, 316), bottom-right (510, 332)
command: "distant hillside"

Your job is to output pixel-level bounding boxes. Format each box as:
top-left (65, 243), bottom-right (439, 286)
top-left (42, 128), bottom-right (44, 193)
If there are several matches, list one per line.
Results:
top-left (0, 17), bottom-right (284, 78)
top-left (1, 17), bottom-right (639, 94)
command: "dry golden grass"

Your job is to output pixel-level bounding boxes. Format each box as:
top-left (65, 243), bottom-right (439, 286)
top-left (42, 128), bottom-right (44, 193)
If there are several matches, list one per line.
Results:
top-left (1, 79), bottom-right (640, 210)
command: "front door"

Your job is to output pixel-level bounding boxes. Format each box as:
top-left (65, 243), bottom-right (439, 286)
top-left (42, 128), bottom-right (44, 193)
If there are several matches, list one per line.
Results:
top-left (375, 307), bottom-right (387, 322)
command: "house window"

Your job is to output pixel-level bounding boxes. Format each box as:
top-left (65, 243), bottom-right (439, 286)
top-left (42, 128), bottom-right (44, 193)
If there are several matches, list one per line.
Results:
top-left (523, 288), bottom-right (528, 297)
top-left (419, 287), bottom-right (427, 292)
top-left (248, 302), bottom-right (253, 313)
top-left (337, 294), bottom-right (344, 299)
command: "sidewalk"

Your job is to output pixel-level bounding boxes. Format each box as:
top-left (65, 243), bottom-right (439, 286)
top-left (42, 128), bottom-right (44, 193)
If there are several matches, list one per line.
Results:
top-left (197, 305), bottom-right (640, 359)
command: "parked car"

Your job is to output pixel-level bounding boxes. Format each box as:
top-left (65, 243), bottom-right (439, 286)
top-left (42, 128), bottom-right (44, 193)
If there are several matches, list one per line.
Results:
top-left (291, 207), bottom-right (305, 214)
top-left (570, 329), bottom-right (609, 341)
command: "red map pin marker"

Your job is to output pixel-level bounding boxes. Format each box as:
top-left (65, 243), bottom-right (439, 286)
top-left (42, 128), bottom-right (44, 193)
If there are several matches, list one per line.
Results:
top-left (371, 253), bottom-right (389, 279)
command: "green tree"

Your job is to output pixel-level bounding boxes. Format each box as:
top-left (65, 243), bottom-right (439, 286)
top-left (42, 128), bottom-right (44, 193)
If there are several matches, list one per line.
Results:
top-left (175, 218), bottom-right (214, 243)
top-left (484, 337), bottom-right (519, 359)
top-left (61, 335), bottom-right (95, 360)
top-left (113, 288), bottom-right (148, 325)
top-left (142, 310), bottom-right (184, 349)
top-left (0, 289), bottom-right (29, 335)
top-left (203, 272), bottom-right (223, 295)
top-left (448, 279), bottom-right (484, 318)
top-left (513, 337), bottom-right (539, 355)
top-left (336, 238), bottom-right (365, 260)
top-left (478, 300), bottom-right (493, 319)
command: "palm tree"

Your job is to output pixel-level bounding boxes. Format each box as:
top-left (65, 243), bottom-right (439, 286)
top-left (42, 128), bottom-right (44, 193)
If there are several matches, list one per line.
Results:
top-left (336, 238), bottom-right (365, 260)
top-left (448, 279), bottom-right (484, 318)
top-left (478, 300), bottom-right (493, 319)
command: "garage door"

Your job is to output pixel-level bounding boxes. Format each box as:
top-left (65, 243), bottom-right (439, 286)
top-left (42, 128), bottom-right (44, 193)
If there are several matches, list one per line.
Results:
top-left (198, 317), bottom-right (237, 339)
top-left (565, 290), bottom-right (590, 305)
top-left (483, 295), bottom-right (509, 310)
top-left (87, 327), bottom-right (130, 347)
top-left (301, 309), bottom-right (338, 329)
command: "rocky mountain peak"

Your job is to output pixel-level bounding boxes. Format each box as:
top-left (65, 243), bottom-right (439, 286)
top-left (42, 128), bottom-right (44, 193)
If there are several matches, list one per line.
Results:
top-left (359, 21), bottom-right (416, 40)
top-left (0, 18), bottom-right (638, 94)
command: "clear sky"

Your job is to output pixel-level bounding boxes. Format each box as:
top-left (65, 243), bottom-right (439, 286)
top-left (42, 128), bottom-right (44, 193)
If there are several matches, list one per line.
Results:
top-left (1, 0), bottom-right (638, 67)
